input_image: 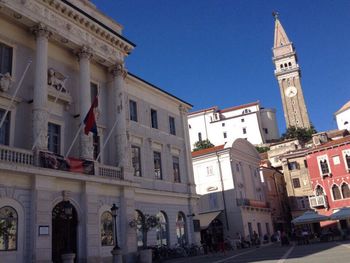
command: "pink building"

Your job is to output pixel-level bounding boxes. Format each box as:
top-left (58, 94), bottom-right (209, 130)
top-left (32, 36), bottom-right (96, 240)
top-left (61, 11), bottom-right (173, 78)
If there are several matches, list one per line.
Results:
top-left (307, 136), bottom-right (350, 228)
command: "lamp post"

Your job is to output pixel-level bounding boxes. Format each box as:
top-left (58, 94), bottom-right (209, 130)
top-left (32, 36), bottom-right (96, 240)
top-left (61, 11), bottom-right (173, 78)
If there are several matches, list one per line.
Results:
top-left (111, 204), bottom-right (122, 263)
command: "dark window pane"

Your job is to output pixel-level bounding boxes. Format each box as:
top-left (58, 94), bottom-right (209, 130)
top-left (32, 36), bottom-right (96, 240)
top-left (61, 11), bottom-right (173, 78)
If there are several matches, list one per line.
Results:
top-left (169, 116), bottom-right (176, 135)
top-left (0, 206), bottom-right (18, 251)
top-left (151, 109), bottom-right (158, 129)
top-left (0, 43), bottom-right (13, 74)
top-left (48, 123), bottom-right (61, 154)
top-left (0, 109), bottom-right (10, 145)
top-left (292, 178), bottom-right (301, 188)
top-left (93, 134), bottom-right (100, 161)
top-left (332, 185), bottom-right (342, 200)
top-left (173, 156), bottom-right (180, 183)
top-left (129, 100), bottom-right (138, 122)
top-left (341, 184), bottom-right (350, 199)
top-left (320, 160), bottom-right (330, 174)
top-left (132, 146), bottom-right (142, 177)
top-left (154, 151), bottom-right (162, 179)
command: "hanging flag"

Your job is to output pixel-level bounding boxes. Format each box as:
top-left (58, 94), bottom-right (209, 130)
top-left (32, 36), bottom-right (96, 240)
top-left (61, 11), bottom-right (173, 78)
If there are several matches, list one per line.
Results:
top-left (84, 96), bottom-right (99, 135)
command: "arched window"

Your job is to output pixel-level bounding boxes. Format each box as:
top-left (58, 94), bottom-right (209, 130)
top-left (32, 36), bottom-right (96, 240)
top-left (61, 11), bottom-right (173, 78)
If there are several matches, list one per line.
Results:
top-left (288, 62), bottom-right (292, 67)
top-left (341, 183), bottom-right (350, 199)
top-left (101, 211), bottom-right (114, 246)
top-left (176, 212), bottom-right (187, 245)
top-left (0, 206), bottom-right (18, 251)
top-left (315, 185), bottom-right (324, 196)
top-left (284, 63), bottom-right (287, 67)
top-left (332, 185), bottom-right (342, 200)
top-left (156, 211), bottom-right (168, 246)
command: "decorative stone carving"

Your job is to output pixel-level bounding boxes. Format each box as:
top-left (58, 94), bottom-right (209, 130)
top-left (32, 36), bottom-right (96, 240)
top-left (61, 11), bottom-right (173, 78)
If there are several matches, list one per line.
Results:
top-left (110, 63), bottom-right (127, 79)
top-left (80, 134), bottom-right (94, 160)
top-left (31, 23), bottom-right (52, 39)
top-left (48, 68), bottom-right (68, 93)
top-left (76, 46), bottom-right (93, 61)
top-left (33, 109), bottom-right (49, 149)
top-left (0, 73), bottom-right (13, 92)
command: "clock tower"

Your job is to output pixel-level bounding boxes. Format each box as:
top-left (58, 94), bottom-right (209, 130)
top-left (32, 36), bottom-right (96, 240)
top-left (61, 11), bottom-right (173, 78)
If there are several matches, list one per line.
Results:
top-left (272, 12), bottom-right (311, 129)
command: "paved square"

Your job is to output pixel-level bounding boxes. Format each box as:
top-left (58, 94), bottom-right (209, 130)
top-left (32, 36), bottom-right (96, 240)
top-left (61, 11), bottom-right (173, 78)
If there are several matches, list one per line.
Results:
top-left (163, 241), bottom-right (350, 263)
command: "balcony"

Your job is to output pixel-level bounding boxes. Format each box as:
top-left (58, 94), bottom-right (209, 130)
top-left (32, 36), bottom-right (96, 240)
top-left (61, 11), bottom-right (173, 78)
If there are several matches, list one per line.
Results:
top-left (0, 145), bottom-right (123, 180)
top-left (309, 195), bottom-right (327, 208)
top-left (236, 198), bottom-right (270, 209)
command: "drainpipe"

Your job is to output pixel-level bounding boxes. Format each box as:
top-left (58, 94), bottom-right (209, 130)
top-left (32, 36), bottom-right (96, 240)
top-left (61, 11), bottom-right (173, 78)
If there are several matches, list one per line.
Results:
top-left (216, 152), bottom-right (229, 230)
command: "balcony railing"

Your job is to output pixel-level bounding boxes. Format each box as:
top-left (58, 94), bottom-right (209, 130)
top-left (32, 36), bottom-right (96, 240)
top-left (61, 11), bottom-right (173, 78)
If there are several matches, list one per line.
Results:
top-left (309, 195), bottom-right (327, 208)
top-left (0, 145), bottom-right (34, 165)
top-left (0, 145), bottom-right (123, 180)
top-left (96, 164), bottom-right (123, 180)
top-left (236, 198), bottom-right (269, 208)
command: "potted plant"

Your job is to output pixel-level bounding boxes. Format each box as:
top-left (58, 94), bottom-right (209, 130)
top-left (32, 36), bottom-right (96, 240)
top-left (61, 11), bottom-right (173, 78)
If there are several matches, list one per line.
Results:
top-left (129, 214), bottom-right (159, 263)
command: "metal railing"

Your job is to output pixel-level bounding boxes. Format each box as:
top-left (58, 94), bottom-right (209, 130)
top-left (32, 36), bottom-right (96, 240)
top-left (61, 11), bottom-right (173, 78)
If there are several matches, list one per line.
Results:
top-left (0, 145), bottom-right (34, 165)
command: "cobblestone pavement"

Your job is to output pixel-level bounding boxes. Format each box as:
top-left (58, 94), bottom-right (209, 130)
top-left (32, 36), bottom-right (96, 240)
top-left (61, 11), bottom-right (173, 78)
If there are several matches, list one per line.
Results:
top-left (162, 241), bottom-right (350, 263)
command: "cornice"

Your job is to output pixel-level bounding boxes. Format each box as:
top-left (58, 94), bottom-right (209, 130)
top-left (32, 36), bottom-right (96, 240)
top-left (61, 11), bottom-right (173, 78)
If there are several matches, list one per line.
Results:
top-left (0, 0), bottom-right (134, 65)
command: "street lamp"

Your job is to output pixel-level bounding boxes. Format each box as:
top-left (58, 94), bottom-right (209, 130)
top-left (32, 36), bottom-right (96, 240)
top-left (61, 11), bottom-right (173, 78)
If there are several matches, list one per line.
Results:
top-left (111, 204), bottom-right (120, 250)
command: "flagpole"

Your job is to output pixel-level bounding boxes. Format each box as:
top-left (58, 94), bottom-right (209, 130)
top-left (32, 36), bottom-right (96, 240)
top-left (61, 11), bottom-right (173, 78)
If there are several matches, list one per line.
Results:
top-left (65, 94), bottom-right (99, 159)
top-left (0, 59), bottom-right (32, 128)
top-left (31, 77), bottom-right (68, 150)
top-left (65, 124), bottom-right (83, 158)
top-left (95, 118), bottom-right (118, 162)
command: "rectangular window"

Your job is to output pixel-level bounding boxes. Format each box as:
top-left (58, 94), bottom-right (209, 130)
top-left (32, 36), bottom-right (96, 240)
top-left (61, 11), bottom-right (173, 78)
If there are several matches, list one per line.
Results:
top-left (241, 118), bottom-right (244, 122)
top-left (132, 146), bottom-right (142, 177)
top-left (129, 100), bottom-right (138, 122)
top-left (0, 42), bottom-right (13, 74)
top-left (242, 127), bottom-right (247, 134)
top-left (263, 128), bottom-right (268, 134)
top-left (304, 159), bottom-right (308, 168)
top-left (292, 178), bottom-right (301, 188)
top-left (0, 109), bottom-right (10, 145)
top-left (173, 156), bottom-right (180, 183)
top-left (198, 132), bottom-right (202, 141)
top-left (169, 116), bottom-right (176, 135)
top-left (342, 150), bottom-right (350, 171)
top-left (206, 166), bottom-right (214, 176)
top-left (151, 109), bottom-right (158, 129)
top-left (93, 134), bottom-right (100, 161)
top-left (223, 132), bottom-right (227, 138)
top-left (90, 82), bottom-right (98, 103)
top-left (288, 161), bottom-right (299, 170)
top-left (154, 151), bottom-right (162, 179)
top-left (222, 123), bottom-right (225, 127)
top-left (48, 122), bottom-right (61, 154)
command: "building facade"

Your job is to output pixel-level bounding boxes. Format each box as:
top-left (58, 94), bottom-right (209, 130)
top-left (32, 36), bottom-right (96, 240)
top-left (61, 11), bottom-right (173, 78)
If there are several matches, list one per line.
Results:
top-left (307, 136), bottom-right (350, 229)
top-left (335, 101), bottom-right (350, 131)
top-left (192, 139), bottom-right (272, 242)
top-left (0, 0), bottom-right (197, 262)
top-left (272, 13), bottom-right (310, 129)
top-left (188, 101), bottom-right (279, 151)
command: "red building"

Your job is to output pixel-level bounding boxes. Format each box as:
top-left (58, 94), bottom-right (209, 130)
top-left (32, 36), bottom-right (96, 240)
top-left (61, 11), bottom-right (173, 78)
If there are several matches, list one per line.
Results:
top-left (306, 135), bottom-right (350, 228)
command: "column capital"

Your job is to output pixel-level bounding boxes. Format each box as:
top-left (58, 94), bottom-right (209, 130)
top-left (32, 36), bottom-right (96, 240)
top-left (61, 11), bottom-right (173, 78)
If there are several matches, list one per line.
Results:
top-left (179, 104), bottom-right (188, 115)
top-left (76, 46), bottom-right (93, 60)
top-left (31, 23), bottom-right (52, 39)
top-left (110, 63), bottom-right (127, 79)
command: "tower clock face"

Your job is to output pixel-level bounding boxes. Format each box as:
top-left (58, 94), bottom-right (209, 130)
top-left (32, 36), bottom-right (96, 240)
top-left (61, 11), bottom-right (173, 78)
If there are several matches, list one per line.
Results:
top-left (285, 86), bottom-right (297, 98)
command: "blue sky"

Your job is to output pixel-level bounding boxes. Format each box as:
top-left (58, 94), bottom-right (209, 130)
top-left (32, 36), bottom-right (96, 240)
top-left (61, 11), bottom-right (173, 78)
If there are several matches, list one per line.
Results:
top-left (92, 0), bottom-right (350, 134)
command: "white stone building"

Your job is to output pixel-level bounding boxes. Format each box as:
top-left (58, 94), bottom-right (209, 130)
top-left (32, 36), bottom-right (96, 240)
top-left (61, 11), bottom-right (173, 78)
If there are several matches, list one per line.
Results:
top-left (192, 139), bottom-right (272, 242)
top-left (0, 0), bottom-right (197, 262)
top-left (188, 101), bottom-right (279, 151)
top-left (335, 101), bottom-right (350, 131)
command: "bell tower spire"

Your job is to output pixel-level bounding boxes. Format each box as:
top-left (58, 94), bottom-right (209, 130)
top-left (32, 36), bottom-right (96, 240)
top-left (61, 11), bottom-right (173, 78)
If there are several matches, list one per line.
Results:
top-left (272, 12), bottom-right (311, 129)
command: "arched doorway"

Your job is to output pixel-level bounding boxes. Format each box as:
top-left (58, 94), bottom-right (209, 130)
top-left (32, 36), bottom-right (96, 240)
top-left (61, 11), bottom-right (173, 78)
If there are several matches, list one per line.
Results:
top-left (52, 201), bottom-right (78, 263)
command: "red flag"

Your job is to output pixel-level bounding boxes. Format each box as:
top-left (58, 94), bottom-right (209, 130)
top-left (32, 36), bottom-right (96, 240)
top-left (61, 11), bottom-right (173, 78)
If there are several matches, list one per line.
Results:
top-left (84, 96), bottom-right (98, 135)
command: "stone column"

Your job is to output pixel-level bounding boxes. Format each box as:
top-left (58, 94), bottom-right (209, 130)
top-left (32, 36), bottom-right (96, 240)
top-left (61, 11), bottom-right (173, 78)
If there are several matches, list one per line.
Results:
top-left (32, 23), bottom-right (51, 151)
top-left (110, 64), bottom-right (131, 176)
top-left (179, 105), bottom-right (197, 244)
top-left (77, 46), bottom-right (93, 160)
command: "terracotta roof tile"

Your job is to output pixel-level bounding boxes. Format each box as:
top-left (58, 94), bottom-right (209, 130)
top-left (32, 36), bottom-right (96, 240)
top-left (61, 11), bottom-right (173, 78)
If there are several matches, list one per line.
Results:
top-left (191, 145), bottom-right (225, 158)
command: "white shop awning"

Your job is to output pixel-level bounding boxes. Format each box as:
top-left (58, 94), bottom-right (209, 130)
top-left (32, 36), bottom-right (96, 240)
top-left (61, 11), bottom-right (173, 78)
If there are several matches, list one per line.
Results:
top-left (195, 211), bottom-right (222, 229)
